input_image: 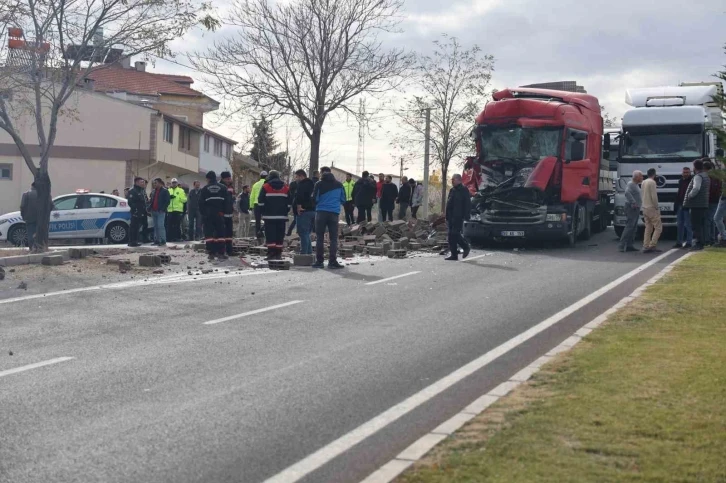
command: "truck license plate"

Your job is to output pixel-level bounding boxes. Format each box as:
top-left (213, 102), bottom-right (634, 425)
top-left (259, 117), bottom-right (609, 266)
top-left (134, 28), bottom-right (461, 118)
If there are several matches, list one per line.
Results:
top-left (501, 231), bottom-right (525, 237)
top-left (658, 203), bottom-right (674, 212)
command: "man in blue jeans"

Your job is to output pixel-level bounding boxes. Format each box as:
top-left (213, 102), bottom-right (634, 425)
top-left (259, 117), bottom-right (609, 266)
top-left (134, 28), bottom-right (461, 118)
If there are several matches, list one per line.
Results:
top-left (312, 166), bottom-right (346, 269)
top-left (293, 169), bottom-right (316, 255)
top-left (149, 178), bottom-right (170, 246)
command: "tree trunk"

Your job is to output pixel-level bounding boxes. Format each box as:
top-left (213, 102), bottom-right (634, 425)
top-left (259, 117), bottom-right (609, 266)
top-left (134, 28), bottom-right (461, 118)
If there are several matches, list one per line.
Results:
top-left (309, 128), bottom-right (322, 174)
top-left (33, 171), bottom-right (52, 252)
top-left (440, 165), bottom-right (448, 214)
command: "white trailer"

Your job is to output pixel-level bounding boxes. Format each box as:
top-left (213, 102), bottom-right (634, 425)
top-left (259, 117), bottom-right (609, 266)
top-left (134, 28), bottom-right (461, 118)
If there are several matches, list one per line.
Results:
top-left (611, 85), bottom-right (721, 236)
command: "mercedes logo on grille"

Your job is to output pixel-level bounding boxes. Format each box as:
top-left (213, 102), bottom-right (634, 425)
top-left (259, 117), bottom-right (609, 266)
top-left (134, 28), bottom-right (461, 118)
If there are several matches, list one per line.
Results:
top-left (656, 175), bottom-right (667, 188)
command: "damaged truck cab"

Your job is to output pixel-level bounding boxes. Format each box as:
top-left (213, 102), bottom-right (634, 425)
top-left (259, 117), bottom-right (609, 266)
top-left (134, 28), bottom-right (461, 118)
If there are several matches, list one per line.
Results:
top-left (463, 88), bottom-right (613, 245)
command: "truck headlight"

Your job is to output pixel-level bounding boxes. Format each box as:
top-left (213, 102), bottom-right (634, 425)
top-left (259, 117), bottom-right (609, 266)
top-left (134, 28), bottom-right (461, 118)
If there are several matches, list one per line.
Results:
top-left (470, 213), bottom-right (481, 222)
top-left (546, 213), bottom-right (566, 222)
top-left (615, 206), bottom-right (625, 216)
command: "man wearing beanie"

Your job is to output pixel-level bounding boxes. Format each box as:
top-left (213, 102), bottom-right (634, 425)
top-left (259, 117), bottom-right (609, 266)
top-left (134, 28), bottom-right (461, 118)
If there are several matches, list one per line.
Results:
top-left (258, 170), bottom-right (291, 260)
top-left (199, 171), bottom-right (230, 260)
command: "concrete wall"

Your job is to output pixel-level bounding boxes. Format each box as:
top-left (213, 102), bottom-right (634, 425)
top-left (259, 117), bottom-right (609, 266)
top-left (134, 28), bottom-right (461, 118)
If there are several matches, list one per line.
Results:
top-left (0, 157), bottom-right (127, 215)
top-left (200, 134), bottom-right (233, 175)
top-left (0, 88), bottom-right (153, 214)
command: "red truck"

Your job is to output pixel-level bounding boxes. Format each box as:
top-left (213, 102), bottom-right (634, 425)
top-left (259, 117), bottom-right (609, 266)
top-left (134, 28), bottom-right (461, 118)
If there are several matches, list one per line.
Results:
top-left (463, 87), bottom-right (613, 245)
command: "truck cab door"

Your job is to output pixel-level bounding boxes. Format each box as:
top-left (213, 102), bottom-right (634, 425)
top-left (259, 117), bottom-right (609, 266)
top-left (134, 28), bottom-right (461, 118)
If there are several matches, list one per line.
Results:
top-left (561, 129), bottom-right (593, 203)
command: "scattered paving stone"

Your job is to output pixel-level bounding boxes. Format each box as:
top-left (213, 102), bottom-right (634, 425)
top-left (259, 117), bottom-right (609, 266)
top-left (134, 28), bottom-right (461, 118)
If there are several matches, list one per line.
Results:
top-left (153, 269), bottom-right (165, 274)
top-left (41, 255), bottom-right (63, 266)
top-left (139, 254), bottom-right (162, 267)
top-left (0, 267), bottom-right (4, 281)
top-left (17, 281), bottom-right (27, 290)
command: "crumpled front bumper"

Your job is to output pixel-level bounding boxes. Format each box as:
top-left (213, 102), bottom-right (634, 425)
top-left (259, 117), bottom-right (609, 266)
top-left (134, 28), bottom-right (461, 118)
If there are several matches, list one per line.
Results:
top-left (463, 220), bottom-right (569, 240)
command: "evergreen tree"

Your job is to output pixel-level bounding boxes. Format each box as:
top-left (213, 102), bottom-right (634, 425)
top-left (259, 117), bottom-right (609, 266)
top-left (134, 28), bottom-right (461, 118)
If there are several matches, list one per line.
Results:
top-left (250, 115), bottom-right (279, 169)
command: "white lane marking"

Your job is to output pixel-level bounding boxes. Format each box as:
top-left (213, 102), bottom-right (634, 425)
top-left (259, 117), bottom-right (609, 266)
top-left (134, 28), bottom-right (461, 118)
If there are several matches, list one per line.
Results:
top-left (358, 248), bottom-right (694, 483)
top-left (204, 300), bottom-right (304, 325)
top-left (461, 253), bottom-right (494, 262)
top-left (262, 249), bottom-right (678, 483)
top-left (365, 272), bottom-right (421, 286)
top-left (0, 357), bottom-right (74, 379)
top-left (0, 270), bottom-right (278, 306)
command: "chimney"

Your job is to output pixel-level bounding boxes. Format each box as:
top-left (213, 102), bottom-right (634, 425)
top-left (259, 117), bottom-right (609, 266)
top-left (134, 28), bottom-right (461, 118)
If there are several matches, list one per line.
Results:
top-left (135, 61), bottom-right (146, 72)
top-left (120, 57), bottom-right (131, 69)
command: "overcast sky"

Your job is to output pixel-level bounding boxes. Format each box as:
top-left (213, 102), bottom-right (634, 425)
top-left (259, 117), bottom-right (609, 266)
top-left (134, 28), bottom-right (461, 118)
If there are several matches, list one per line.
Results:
top-left (150, 0), bottom-right (726, 179)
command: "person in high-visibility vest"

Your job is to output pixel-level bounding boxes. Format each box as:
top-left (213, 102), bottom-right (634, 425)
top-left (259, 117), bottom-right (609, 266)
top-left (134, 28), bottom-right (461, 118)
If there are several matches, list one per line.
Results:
top-left (249, 171), bottom-right (268, 238)
top-left (342, 173), bottom-right (355, 226)
top-left (166, 178), bottom-right (187, 242)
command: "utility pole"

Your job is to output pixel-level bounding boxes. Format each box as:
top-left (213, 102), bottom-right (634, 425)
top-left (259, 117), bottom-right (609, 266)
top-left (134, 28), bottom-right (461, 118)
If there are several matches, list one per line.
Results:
top-left (399, 157), bottom-right (404, 185)
top-left (423, 107), bottom-right (432, 219)
top-left (356, 99), bottom-right (366, 175)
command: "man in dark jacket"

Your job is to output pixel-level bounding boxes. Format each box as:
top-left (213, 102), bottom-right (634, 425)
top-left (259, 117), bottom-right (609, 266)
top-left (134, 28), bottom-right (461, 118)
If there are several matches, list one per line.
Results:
top-left (445, 174), bottom-right (472, 260)
top-left (313, 167), bottom-right (346, 269)
top-left (238, 186), bottom-right (251, 237)
top-left (126, 177), bottom-right (148, 247)
top-left (20, 182), bottom-right (46, 249)
top-left (187, 180), bottom-right (203, 241)
top-left (397, 178), bottom-right (413, 220)
top-left (684, 159), bottom-right (710, 251)
top-left (379, 175), bottom-right (398, 222)
top-left (259, 170), bottom-right (291, 260)
top-left (674, 166), bottom-right (693, 248)
top-left (199, 171), bottom-right (230, 260)
top-left (352, 170), bottom-right (376, 222)
top-left (149, 178), bottom-right (170, 246)
top-left (220, 171), bottom-right (237, 256)
top-left (294, 169), bottom-right (316, 255)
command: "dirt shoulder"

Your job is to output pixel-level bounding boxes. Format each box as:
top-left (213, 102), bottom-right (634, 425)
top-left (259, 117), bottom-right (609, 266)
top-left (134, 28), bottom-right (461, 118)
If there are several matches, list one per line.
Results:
top-left (398, 250), bottom-right (726, 483)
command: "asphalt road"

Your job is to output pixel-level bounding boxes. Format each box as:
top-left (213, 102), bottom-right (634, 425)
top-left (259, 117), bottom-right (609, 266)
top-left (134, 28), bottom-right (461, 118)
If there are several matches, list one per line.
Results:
top-left (0, 228), bottom-right (685, 483)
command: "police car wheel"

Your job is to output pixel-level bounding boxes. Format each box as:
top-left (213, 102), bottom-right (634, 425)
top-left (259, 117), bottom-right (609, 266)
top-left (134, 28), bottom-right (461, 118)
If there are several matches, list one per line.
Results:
top-left (8, 225), bottom-right (28, 247)
top-left (106, 222), bottom-right (129, 244)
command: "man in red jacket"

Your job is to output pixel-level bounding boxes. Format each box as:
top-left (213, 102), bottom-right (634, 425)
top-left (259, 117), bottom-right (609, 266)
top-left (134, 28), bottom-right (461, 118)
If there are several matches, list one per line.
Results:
top-left (376, 173), bottom-right (385, 222)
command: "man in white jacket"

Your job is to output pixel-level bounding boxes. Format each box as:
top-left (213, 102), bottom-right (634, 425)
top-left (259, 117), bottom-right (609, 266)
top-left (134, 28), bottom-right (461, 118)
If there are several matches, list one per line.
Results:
top-left (641, 168), bottom-right (662, 253)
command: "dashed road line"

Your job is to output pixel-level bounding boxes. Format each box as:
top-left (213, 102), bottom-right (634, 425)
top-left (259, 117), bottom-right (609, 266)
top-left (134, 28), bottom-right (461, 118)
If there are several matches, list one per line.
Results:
top-left (204, 300), bottom-right (305, 326)
top-left (262, 249), bottom-right (678, 483)
top-left (365, 272), bottom-right (421, 286)
top-left (0, 357), bottom-right (75, 379)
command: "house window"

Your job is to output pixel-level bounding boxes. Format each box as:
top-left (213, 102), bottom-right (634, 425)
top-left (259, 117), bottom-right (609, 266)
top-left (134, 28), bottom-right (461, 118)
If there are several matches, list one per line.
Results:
top-left (224, 143), bottom-right (231, 158)
top-left (163, 121), bottom-right (173, 143)
top-left (204, 134), bottom-right (210, 152)
top-left (179, 126), bottom-right (191, 150)
top-left (214, 139), bottom-right (223, 156)
top-left (0, 163), bottom-right (11, 180)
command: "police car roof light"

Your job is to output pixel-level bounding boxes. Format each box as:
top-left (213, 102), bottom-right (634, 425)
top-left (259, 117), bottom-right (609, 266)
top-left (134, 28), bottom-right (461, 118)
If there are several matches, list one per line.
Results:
top-left (75, 189), bottom-right (90, 193)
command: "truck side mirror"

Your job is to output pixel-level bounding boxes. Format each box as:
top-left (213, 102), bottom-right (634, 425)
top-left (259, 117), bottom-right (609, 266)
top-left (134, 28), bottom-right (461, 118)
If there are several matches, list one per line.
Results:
top-left (604, 133), bottom-right (611, 151)
top-left (603, 150), bottom-right (611, 160)
top-left (716, 148), bottom-right (725, 158)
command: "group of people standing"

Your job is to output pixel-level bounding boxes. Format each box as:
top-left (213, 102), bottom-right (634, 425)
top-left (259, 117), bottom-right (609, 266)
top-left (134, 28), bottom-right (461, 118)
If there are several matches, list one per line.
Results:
top-left (618, 158), bottom-right (725, 253)
top-left (329, 172), bottom-right (425, 225)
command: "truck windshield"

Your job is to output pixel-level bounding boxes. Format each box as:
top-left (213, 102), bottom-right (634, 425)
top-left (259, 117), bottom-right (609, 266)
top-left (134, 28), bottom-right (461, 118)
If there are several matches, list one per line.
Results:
top-left (622, 133), bottom-right (702, 159)
top-left (481, 127), bottom-right (560, 163)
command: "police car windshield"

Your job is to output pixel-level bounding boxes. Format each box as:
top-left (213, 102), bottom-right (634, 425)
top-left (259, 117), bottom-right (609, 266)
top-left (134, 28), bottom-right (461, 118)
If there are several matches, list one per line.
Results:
top-left (622, 132), bottom-right (702, 160)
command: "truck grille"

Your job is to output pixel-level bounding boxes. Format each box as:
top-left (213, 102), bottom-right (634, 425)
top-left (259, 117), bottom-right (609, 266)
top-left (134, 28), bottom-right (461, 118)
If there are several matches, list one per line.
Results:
top-left (482, 207), bottom-right (546, 225)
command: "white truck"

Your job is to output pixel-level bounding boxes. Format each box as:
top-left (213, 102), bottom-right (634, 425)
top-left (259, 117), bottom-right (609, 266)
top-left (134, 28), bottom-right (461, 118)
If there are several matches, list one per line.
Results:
top-left (611, 85), bottom-right (722, 237)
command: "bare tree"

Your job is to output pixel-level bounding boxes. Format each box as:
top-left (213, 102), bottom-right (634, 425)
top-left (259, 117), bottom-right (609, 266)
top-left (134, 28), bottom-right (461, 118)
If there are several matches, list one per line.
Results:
top-left (190, 0), bottom-right (411, 174)
top-left (601, 106), bottom-right (619, 128)
top-left (391, 35), bottom-right (494, 212)
top-left (0, 0), bottom-right (217, 250)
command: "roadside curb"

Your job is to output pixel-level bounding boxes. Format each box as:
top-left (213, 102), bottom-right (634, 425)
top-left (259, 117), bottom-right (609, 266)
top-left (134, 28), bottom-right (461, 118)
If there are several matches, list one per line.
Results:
top-left (360, 251), bottom-right (695, 483)
top-left (0, 250), bottom-right (70, 267)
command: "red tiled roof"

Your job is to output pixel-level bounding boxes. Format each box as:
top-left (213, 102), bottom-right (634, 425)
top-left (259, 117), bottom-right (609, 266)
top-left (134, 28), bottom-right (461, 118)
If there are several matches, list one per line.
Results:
top-left (86, 66), bottom-right (205, 98)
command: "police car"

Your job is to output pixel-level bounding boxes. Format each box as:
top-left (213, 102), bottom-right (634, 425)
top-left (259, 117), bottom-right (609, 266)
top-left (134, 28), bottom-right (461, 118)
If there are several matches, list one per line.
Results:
top-left (0, 190), bottom-right (132, 246)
